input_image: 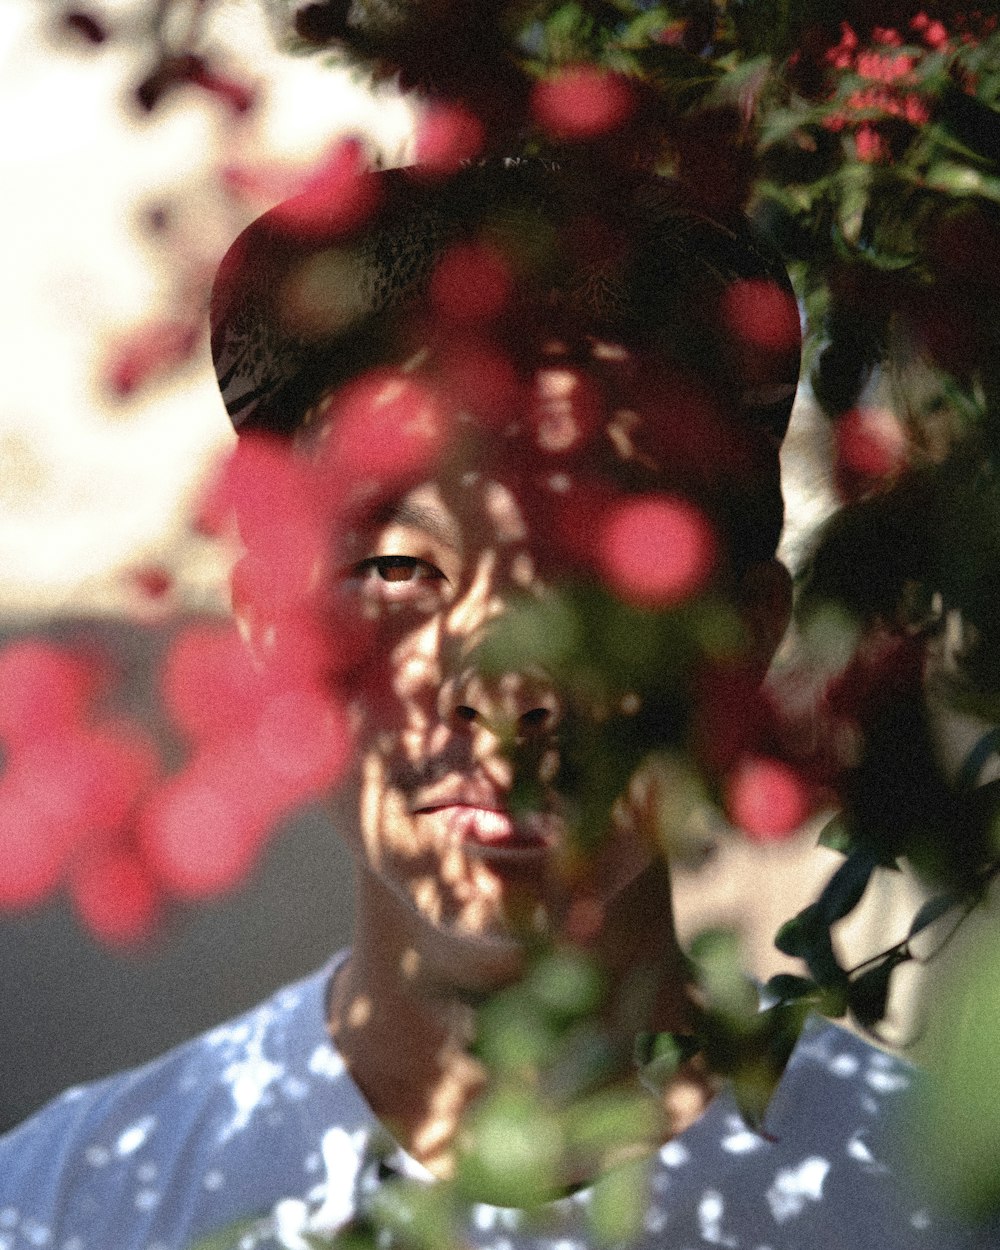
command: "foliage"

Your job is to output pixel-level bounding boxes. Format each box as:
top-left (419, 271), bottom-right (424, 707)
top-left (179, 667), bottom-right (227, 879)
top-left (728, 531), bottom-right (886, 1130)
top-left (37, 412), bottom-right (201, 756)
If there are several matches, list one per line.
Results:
top-left (33, 0), bottom-right (1000, 1235)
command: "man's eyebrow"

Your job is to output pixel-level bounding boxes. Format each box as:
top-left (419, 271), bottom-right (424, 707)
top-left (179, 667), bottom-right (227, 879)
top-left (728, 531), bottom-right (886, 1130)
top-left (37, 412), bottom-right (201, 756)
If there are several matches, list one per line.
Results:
top-left (372, 500), bottom-right (462, 550)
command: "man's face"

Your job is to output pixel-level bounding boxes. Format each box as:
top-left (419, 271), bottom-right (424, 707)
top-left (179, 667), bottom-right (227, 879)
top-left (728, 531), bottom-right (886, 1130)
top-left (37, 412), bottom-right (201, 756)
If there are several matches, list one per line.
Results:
top-left (316, 343), bottom-right (782, 984)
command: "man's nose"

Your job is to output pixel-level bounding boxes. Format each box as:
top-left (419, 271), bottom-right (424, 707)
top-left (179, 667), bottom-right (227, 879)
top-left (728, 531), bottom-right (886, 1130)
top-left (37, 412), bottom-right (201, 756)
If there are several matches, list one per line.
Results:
top-left (443, 670), bottom-right (561, 742)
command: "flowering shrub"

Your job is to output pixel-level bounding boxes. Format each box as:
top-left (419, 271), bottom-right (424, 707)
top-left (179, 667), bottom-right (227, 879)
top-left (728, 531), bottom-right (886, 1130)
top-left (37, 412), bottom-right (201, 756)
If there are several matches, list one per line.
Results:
top-left (28, 0), bottom-right (1000, 1230)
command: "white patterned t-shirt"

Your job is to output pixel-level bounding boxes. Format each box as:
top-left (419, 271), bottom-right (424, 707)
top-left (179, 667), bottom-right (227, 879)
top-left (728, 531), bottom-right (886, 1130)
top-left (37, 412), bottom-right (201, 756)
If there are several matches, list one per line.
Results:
top-left (0, 952), bottom-right (985, 1250)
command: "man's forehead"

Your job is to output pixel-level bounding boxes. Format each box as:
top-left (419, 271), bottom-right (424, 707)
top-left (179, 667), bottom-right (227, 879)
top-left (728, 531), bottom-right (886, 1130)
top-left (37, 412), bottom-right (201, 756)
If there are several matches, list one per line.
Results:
top-left (370, 491), bottom-right (463, 549)
top-left (365, 480), bottom-right (527, 548)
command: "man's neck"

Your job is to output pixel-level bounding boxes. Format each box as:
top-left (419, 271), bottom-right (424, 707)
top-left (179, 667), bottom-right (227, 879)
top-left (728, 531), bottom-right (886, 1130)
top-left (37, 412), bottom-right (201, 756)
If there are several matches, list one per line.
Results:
top-left (327, 861), bottom-right (715, 1180)
top-left (327, 871), bottom-right (493, 1175)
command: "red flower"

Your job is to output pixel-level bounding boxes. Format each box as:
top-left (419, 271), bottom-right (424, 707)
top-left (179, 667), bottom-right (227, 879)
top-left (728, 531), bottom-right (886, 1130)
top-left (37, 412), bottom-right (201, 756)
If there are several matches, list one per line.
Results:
top-left (0, 638), bottom-right (168, 933)
top-left (720, 279), bottom-right (801, 355)
top-left (855, 123), bottom-right (888, 162)
top-left (103, 319), bottom-right (200, 399)
top-left (598, 495), bottom-right (717, 607)
top-left (413, 102), bottom-right (484, 176)
top-left (824, 21), bottom-right (859, 70)
top-left (434, 339), bottom-right (523, 428)
top-left (0, 640), bottom-right (98, 748)
top-left (835, 406), bottom-right (907, 500)
top-left (268, 138), bottom-right (382, 239)
top-left (314, 369), bottom-right (450, 509)
top-left (138, 756), bottom-right (271, 899)
top-left (725, 756), bottom-right (813, 841)
top-left (70, 846), bottom-right (161, 947)
top-left (532, 66), bottom-right (636, 141)
top-left (430, 242), bottom-right (513, 323)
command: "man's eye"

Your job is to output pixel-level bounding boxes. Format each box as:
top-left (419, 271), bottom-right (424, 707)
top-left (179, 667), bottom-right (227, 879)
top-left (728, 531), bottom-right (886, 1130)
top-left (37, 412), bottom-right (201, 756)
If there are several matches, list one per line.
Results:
top-left (353, 556), bottom-right (446, 586)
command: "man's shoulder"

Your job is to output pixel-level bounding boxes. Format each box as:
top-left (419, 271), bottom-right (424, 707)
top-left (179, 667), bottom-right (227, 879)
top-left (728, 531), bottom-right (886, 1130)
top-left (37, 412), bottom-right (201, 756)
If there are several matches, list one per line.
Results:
top-left (0, 956), bottom-right (376, 1250)
top-left (641, 1015), bottom-right (977, 1249)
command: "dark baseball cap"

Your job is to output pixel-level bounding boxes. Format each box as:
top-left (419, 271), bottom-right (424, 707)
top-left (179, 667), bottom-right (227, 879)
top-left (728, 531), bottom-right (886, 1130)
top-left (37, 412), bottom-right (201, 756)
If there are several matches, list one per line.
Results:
top-left (210, 157), bottom-right (800, 449)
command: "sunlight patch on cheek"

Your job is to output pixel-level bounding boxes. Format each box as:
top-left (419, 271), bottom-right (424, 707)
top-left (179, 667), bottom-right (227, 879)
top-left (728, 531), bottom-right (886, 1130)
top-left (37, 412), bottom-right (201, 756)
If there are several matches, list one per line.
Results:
top-left (441, 843), bottom-right (467, 888)
top-left (449, 853), bottom-right (500, 911)
top-left (400, 947), bottom-right (421, 979)
top-left (359, 755), bottom-right (411, 867)
top-left (346, 697), bottom-right (366, 736)
top-left (445, 550), bottom-right (497, 638)
top-left (454, 866), bottom-right (504, 931)
top-left (359, 754), bottom-right (385, 863)
top-left (477, 750), bottom-right (514, 790)
top-left (483, 480), bottom-right (526, 543)
top-left (420, 721), bottom-right (454, 758)
top-left (392, 649), bottom-right (442, 703)
top-left (511, 552), bottom-right (536, 587)
top-left (413, 875), bottom-right (443, 924)
top-left (539, 748), bottom-right (559, 784)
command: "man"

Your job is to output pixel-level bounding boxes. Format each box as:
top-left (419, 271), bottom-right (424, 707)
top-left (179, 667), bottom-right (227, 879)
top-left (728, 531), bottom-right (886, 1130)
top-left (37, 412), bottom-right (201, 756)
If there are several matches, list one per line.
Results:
top-left (0, 159), bottom-right (975, 1249)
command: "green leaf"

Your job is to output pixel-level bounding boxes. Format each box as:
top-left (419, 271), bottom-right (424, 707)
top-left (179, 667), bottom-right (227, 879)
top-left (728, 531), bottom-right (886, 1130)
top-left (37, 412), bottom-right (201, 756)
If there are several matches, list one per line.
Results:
top-left (190, 1218), bottom-right (266, 1250)
top-left (368, 1178), bottom-right (456, 1250)
top-left (773, 905), bottom-right (846, 997)
top-left (476, 989), bottom-right (560, 1073)
top-left (539, 1020), bottom-right (618, 1102)
top-left (910, 928), bottom-right (1000, 1218)
top-left (564, 1088), bottom-right (660, 1164)
top-left (847, 949), bottom-right (910, 1030)
top-left (938, 82), bottom-right (1000, 168)
top-left (762, 973), bottom-right (820, 1005)
top-left (328, 1223), bottom-right (379, 1250)
top-left (456, 1087), bottom-right (563, 1209)
top-left (730, 1058), bottom-right (784, 1136)
top-left (707, 53), bottom-right (772, 115)
top-left (815, 849), bottom-right (877, 925)
top-left (774, 904), bottom-right (822, 959)
top-left (619, 6), bottom-right (672, 49)
top-left (525, 948), bottom-right (604, 1021)
top-left (586, 1157), bottom-right (650, 1248)
top-left (688, 928), bottom-right (759, 1022)
top-left (907, 892), bottom-right (960, 940)
top-left (474, 591), bottom-right (582, 678)
top-left (538, 1), bottom-right (594, 61)
top-left (633, 1031), bottom-right (695, 1092)
top-left (817, 814), bottom-right (855, 856)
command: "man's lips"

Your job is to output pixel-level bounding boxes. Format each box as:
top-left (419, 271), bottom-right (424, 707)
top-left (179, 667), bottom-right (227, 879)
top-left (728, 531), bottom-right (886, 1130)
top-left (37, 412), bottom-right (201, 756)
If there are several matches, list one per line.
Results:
top-left (413, 801), bottom-right (559, 854)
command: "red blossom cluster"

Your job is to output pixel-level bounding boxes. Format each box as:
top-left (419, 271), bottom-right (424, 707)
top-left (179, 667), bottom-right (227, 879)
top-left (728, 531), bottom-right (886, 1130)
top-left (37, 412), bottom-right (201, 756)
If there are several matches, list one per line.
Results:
top-left (692, 658), bottom-right (819, 841)
top-left (0, 600), bottom-right (357, 945)
top-left (0, 640), bottom-right (161, 944)
top-left (531, 66), bottom-right (637, 142)
top-left (809, 9), bottom-right (1000, 162)
top-left (818, 19), bottom-right (936, 162)
top-left (12, 317), bottom-right (820, 945)
top-left (43, 42), bottom-right (823, 945)
top-left (103, 319), bottom-right (202, 399)
top-left (0, 430), bottom-right (368, 944)
top-left (725, 756), bottom-right (814, 841)
top-left (414, 101), bottom-right (486, 176)
top-left (834, 405), bottom-right (909, 501)
top-left (597, 495), bottom-right (717, 607)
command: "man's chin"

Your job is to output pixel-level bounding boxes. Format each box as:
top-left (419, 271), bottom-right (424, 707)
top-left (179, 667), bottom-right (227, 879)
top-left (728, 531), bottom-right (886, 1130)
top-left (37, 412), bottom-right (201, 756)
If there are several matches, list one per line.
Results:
top-left (415, 912), bottom-right (546, 997)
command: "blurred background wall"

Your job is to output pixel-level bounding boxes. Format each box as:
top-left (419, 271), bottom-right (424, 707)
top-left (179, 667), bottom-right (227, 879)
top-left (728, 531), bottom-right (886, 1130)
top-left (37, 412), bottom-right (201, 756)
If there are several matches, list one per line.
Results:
top-left (0, 0), bottom-right (413, 1130)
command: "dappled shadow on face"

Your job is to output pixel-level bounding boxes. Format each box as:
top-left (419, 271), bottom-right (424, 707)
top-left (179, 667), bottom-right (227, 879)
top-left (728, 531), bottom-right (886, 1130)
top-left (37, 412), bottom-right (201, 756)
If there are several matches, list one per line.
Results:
top-left (301, 325), bottom-right (784, 961)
